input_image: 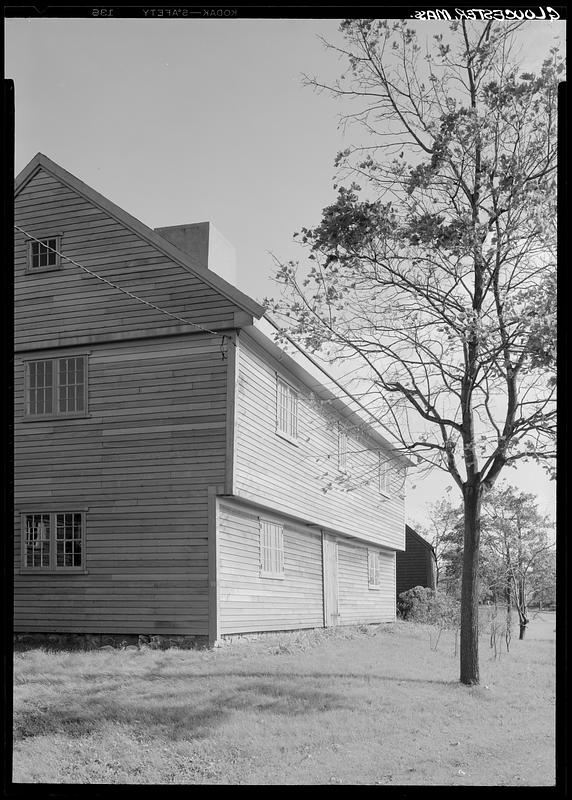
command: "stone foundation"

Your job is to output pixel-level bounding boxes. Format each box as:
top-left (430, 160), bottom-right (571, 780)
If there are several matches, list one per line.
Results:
top-left (14, 632), bottom-right (209, 651)
top-left (218, 622), bottom-right (389, 646)
top-left (219, 627), bottom-right (323, 645)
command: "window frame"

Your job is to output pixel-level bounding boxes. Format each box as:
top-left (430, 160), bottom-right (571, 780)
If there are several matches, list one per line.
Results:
top-left (23, 353), bottom-right (89, 420)
top-left (259, 518), bottom-right (285, 579)
top-left (396, 465), bottom-right (407, 499)
top-left (378, 452), bottom-right (391, 497)
top-left (338, 424), bottom-right (348, 473)
top-left (26, 235), bottom-right (62, 274)
top-left (275, 375), bottom-right (299, 444)
top-left (20, 510), bottom-right (87, 574)
top-left (368, 548), bottom-right (382, 590)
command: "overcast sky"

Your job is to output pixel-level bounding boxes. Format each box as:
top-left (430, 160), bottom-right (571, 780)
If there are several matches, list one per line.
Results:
top-left (5, 16), bottom-right (562, 525)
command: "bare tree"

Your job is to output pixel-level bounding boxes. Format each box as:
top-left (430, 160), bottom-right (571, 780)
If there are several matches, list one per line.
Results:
top-left (267, 20), bottom-right (559, 684)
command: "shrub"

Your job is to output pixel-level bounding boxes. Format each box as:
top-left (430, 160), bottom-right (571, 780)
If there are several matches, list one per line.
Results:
top-left (397, 586), bottom-right (460, 627)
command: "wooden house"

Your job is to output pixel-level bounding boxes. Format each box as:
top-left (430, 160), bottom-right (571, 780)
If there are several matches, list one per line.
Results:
top-left (14, 153), bottom-right (411, 647)
top-left (395, 525), bottom-right (437, 599)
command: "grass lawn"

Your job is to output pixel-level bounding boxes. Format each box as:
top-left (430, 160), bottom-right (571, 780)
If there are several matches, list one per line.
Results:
top-left (12, 611), bottom-right (555, 786)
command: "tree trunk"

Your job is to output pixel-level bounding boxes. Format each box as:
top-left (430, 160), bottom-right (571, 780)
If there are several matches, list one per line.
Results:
top-left (505, 579), bottom-right (512, 652)
top-left (460, 482), bottom-right (482, 685)
top-left (516, 579), bottom-right (528, 640)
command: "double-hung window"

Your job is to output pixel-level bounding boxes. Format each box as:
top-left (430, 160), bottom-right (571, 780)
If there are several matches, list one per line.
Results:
top-left (27, 236), bottom-right (61, 272)
top-left (368, 549), bottom-right (382, 589)
top-left (22, 511), bottom-right (86, 571)
top-left (25, 355), bottom-right (88, 418)
top-left (260, 519), bottom-right (284, 578)
top-left (276, 377), bottom-right (298, 441)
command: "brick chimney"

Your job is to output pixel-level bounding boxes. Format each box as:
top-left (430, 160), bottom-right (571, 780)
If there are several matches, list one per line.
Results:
top-left (154, 221), bottom-right (237, 287)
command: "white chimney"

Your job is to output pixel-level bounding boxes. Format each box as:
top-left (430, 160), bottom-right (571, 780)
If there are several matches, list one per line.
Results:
top-left (155, 221), bottom-right (237, 287)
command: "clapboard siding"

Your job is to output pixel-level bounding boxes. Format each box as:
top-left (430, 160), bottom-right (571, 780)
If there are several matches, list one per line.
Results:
top-left (14, 334), bottom-right (228, 636)
top-left (233, 334), bottom-right (405, 550)
top-left (15, 169), bottom-right (242, 348)
top-left (217, 501), bottom-right (324, 634)
top-left (338, 540), bottom-right (396, 625)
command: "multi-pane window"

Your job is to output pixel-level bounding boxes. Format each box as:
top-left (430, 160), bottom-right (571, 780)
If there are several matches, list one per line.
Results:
top-left (379, 453), bottom-right (390, 495)
top-left (260, 519), bottom-right (284, 578)
top-left (276, 377), bottom-right (298, 441)
top-left (368, 549), bottom-right (382, 589)
top-left (26, 356), bottom-right (87, 417)
top-left (23, 512), bottom-right (84, 570)
top-left (27, 237), bottom-right (60, 271)
top-left (338, 426), bottom-right (348, 472)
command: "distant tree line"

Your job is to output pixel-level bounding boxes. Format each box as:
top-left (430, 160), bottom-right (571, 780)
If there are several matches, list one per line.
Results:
top-left (420, 482), bottom-right (555, 639)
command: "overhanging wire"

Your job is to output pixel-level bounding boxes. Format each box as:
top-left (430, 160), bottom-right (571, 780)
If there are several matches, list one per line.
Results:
top-left (14, 224), bottom-right (234, 353)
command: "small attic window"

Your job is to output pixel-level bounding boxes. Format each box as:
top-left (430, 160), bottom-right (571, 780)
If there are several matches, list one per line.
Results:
top-left (27, 237), bottom-right (61, 272)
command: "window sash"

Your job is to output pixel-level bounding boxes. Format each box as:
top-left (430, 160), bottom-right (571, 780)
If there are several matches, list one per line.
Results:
top-left (260, 520), bottom-right (284, 577)
top-left (25, 356), bottom-right (87, 417)
top-left (58, 357), bottom-right (86, 414)
top-left (23, 511), bottom-right (84, 570)
top-left (25, 513), bottom-right (51, 568)
top-left (55, 512), bottom-right (83, 567)
top-left (28, 360), bottom-right (54, 416)
top-left (276, 378), bottom-right (298, 439)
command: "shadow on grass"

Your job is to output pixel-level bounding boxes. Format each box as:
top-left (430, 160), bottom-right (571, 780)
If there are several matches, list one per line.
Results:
top-left (141, 668), bottom-right (458, 687)
top-left (13, 677), bottom-right (352, 744)
top-left (15, 667), bottom-right (458, 691)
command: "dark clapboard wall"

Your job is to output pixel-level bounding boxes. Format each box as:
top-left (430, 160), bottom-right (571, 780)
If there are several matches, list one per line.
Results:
top-left (395, 525), bottom-right (437, 598)
top-left (14, 158), bottom-right (249, 637)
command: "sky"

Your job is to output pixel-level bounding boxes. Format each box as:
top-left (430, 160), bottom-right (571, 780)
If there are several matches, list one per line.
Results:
top-left (5, 14), bottom-right (562, 527)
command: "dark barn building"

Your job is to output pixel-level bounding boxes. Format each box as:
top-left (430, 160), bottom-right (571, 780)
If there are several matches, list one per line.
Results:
top-left (396, 525), bottom-right (437, 599)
